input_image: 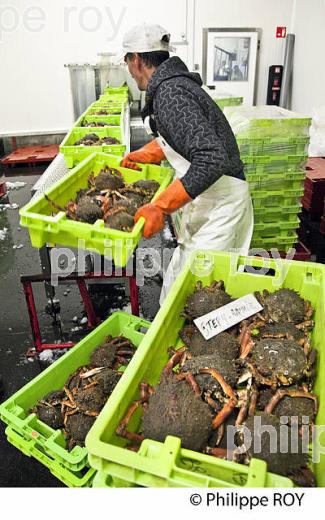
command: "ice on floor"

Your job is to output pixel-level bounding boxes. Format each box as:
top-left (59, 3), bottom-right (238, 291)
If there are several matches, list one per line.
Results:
top-left (0, 228), bottom-right (8, 241)
top-left (0, 203), bottom-right (19, 211)
top-left (39, 350), bottom-right (54, 362)
top-left (6, 181), bottom-right (26, 190)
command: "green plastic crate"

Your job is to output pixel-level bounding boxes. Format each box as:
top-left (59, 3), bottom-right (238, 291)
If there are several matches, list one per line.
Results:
top-left (237, 136), bottom-right (309, 156)
top-left (224, 105), bottom-right (311, 138)
top-left (86, 251), bottom-right (325, 487)
top-left (98, 93), bottom-right (128, 102)
top-left (242, 154), bottom-right (307, 175)
top-left (103, 86), bottom-right (128, 96)
top-left (86, 106), bottom-right (124, 116)
top-left (60, 127), bottom-right (125, 168)
top-left (247, 170), bottom-right (306, 192)
top-left (250, 231), bottom-right (298, 251)
top-left (73, 114), bottom-right (121, 128)
top-left (251, 187), bottom-right (305, 208)
top-left (5, 426), bottom-right (96, 488)
top-left (253, 219), bottom-right (299, 238)
top-left (253, 204), bottom-right (302, 224)
top-left (0, 311), bottom-right (151, 475)
top-left (214, 96), bottom-right (243, 112)
top-left (90, 99), bottom-right (126, 109)
top-left (19, 153), bottom-right (173, 266)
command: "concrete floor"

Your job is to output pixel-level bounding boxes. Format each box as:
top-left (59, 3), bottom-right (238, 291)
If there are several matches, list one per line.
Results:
top-left (0, 167), bottom-right (176, 487)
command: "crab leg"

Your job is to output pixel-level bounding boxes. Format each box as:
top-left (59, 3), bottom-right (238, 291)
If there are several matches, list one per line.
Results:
top-left (212, 399), bottom-right (237, 429)
top-left (304, 300), bottom-right (314, 320)
top-left (298, 337), bottom-right (311, 356)
top-left (248, 385), bottom-right (258, 417)
top-left (205, 395), bottom-right (220, 412)
top-left (199, 368), bottom-right (237, 429)
top-left (108, 336), bottom-right (133, 346)
top-left (116, 400), bottom-right (145, 444)
top-left (140, 383), bottom-right (154, 409)
top-left (214, 424), bottom-right (225, 446)
top-left (264, 389), bottom-right (318, 416)
top-left (44, 194), bottom-right (66, 213)
top-left (239, 325), bottom-right (254, 359)
top-left (163, 347), bottom-right (187, 375)
top-left (127, 444), bottom-right (141, 452)
top-left (296, 320), bottom-right (315, 331)
top-left (244, 361), bottom-right (276, 387)
top-left (115, 356), bottom-right (130, 366)
top-left (83, 381), bottom-right (98, 390)
top-left (236, 388), bottom-right (250, 426)
top-left (84, 410), bottom-right (99, 417)
top-left (206, 446), bottom-right (231, 459)
top-left (63, 408), bottom-right (79, 427)
top-left (116, 349), bottom-right (136, 356)
top-left (185, 373), bottom-right (201, 396)
top-left (63, 386), bottom-right (77, 407)
top-left (239, 320), bottom-right (249, 344)
top-left (80, 367), bottom-right (106, 379)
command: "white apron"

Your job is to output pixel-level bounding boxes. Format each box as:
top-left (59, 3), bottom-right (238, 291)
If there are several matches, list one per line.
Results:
top-left (143, 117), bottom-right (254, 305)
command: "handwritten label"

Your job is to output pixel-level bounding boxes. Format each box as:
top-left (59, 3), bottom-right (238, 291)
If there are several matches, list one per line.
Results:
top-left (193, 294), bottom-right (263, 340)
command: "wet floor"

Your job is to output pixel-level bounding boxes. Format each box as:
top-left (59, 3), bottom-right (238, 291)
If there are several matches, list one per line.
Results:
top-left (0, 168), bottom-right (176, 487)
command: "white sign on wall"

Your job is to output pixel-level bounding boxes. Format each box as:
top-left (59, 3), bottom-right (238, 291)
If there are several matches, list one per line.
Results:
top-left (202, 28), bottom-right (260, 106)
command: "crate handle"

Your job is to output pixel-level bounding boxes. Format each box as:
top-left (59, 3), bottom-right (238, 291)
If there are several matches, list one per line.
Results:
top-left (245, 458), bottom-right (268, 487)
top-left (164, 437), bottom-right (269, 487)
top-left (236, 255), bottom-right (283, 278)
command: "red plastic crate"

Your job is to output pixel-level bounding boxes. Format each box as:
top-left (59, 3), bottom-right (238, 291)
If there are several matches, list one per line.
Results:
top-left (301, 158), bottom-right (325, 217)
top-left (1, 145), bottom-right (59, 171)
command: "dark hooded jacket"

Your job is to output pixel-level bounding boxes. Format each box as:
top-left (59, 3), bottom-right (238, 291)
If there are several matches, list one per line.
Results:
top-left (142, 56), bottom-right (244, 199)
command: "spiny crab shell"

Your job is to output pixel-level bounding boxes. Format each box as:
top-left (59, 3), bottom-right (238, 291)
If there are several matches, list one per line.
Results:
top-left (179, 326), bottom-right (239, 360)
top-left (91, 167), bottom-right (125, 192)
top-left (74, 198), bottom-right (104, 224)
top-left (182, 280), bottom-right (232, 321)
top-left (243, 338), bottom-right (311, 387)
top-left (255, 288), bottom-right (314, 325)
top-left (141, 377), bottom-right (213, 452)
top-left (104, 209), bottom-right (134, 231)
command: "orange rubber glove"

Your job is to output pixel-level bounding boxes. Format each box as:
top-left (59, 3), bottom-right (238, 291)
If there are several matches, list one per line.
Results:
top-left (135, 178), bottom-right (192, 238)
top-left (121, 139), bottom-right (165, 171)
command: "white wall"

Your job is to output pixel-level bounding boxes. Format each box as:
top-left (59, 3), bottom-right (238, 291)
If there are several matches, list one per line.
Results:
top-left (0, 0), bottom-right (189, 133)
top-left (1, 0), bottom-right (322, 133)
top-left (291, 0), bottom-right (325, 115)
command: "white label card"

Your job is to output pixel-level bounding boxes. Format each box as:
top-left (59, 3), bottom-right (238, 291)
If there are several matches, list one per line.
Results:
top-left (193, 294), bottom-right (263, 340)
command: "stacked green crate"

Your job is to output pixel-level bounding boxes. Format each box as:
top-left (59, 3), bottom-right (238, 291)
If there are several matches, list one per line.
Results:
top-left (202, 88), bottom-right (243, 112)
top-left (213, 93), bottom-right (243, 112)
top-left (224, 105), bottom-right (311, 251)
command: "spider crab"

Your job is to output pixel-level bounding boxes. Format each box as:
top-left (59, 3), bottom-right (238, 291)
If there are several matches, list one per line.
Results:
top-left (116, 346), bottom-right (238, 453)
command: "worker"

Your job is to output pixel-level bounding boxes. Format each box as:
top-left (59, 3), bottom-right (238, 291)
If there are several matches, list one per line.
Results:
top-left (121, 23), bottom-right (253, 303)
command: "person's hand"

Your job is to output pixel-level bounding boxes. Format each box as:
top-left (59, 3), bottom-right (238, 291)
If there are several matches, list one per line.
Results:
top-left (120, 158), bottom-right (142, 171)
top-left (134, 204), bottom-right (165, 238)
top-left (120, 139), bottom-right (165, 170)
top-left (135, 178), bottom-right (192, 238)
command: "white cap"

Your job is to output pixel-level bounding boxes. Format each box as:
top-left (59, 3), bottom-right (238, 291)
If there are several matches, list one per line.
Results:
top-left (122, 23), bottom-right (176, 54)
